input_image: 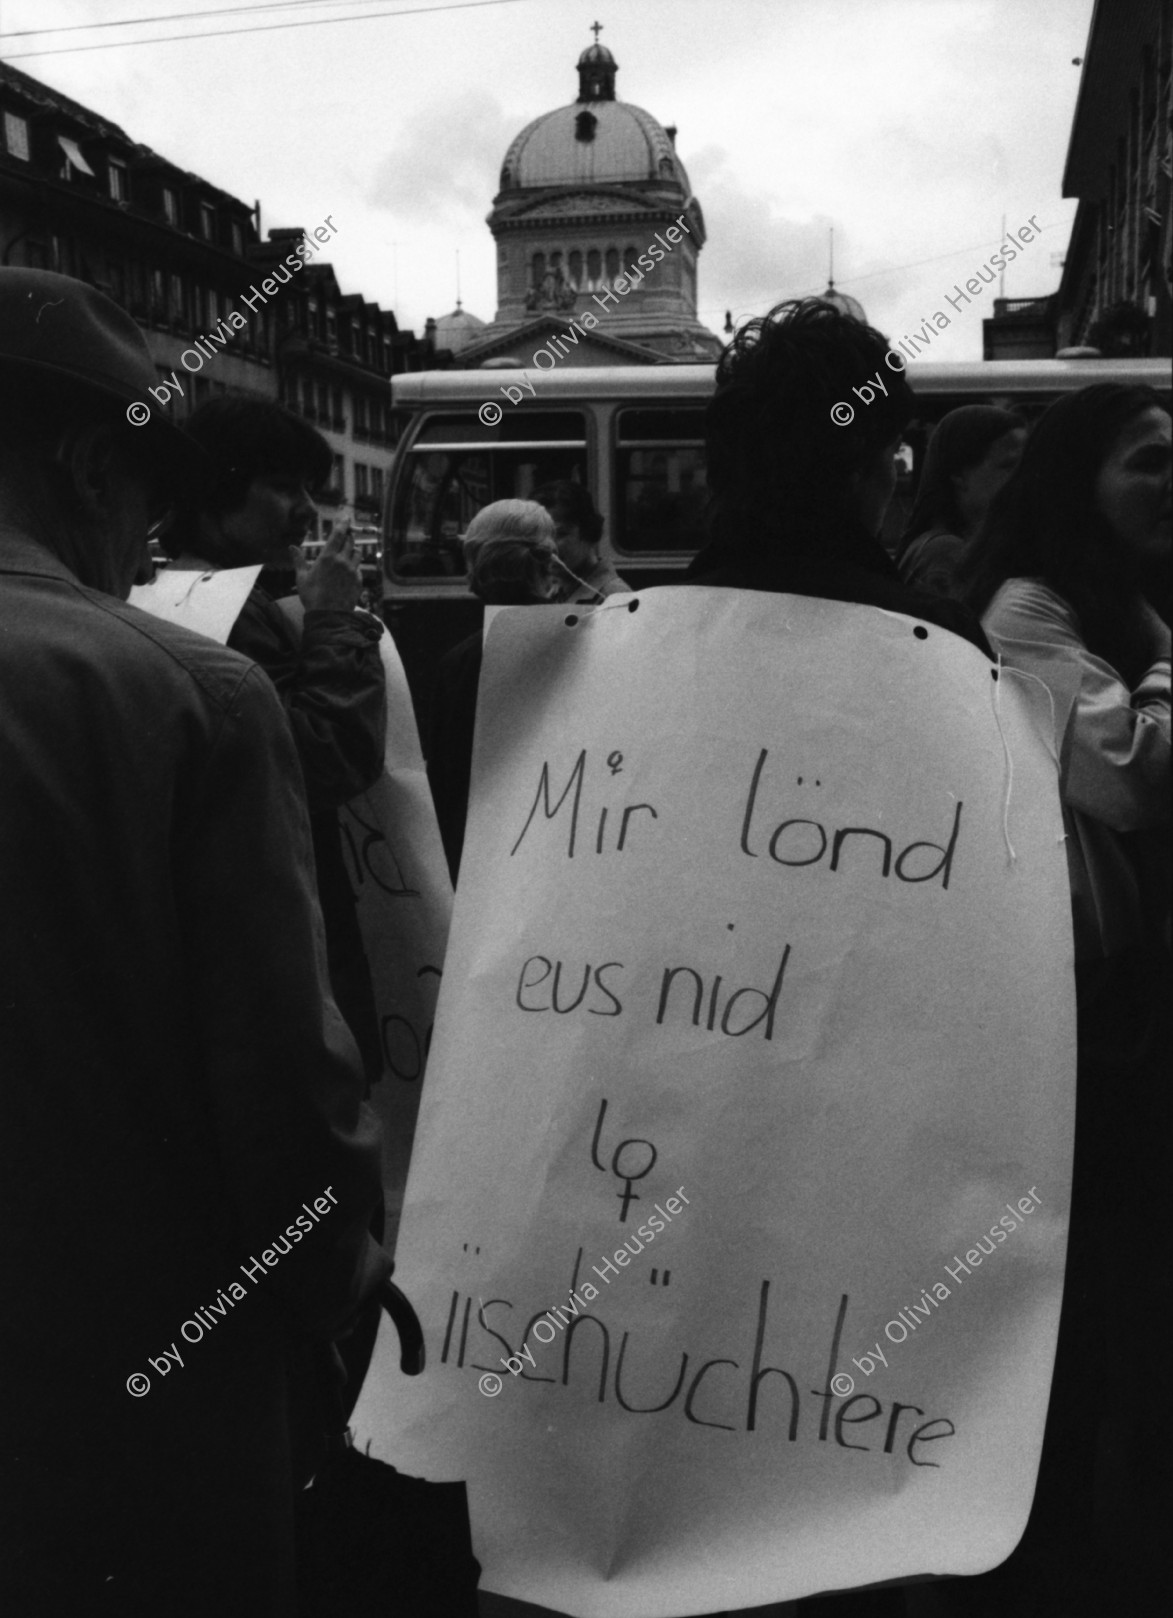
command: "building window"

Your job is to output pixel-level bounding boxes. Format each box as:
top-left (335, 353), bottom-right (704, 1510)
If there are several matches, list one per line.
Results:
top-left (331, 386), bottom-right (344, 429)
top-left (58, 136), bottom-right (96, 181)
top-left (604, 247), bottom-right (620, 286)
top-left (108, 159), bottom-right (129, 202)
top-left (209, 287), bottom-right (220, 326)
top-left (169, 273), bottom-right (184, 323)
top-left (162, 187), bottom-right (179, 226)
top-left (371, 466), bottom-right (384, 502)
top-left (230, 220), bottom-right (244, 256)
top-left (199, 202), bottom-right (216, 241)
top-left (326, 308), bottom-right (337, 347)
top-left (354, 395), bottom-right (368, 438)
top-left (151, 268), bottom-right (166, 319)
top-left (332, 454), bottom-right (346, 498)
top-left (587, 249), bottom-right (602, 289)
top-left (569, 250), bottom-right (583, 289)
top-left (3, 112), bottom-right (29, 161)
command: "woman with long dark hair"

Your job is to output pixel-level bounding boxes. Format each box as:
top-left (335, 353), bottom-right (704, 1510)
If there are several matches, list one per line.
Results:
top-left (944, 382), bottom-right (1171, 1615)
top-left (897, 405), bottom-right (1025, 595)
top-left (961, 383), bottom-right (1169, 968)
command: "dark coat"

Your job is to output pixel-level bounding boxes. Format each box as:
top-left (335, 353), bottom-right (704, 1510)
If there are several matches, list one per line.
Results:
top-left (425, 628), bottom-right (484, 884)
top-left (684, 520), bottom-right (992, 656)
top-left (0, 532), bottom-right (390, 1616)
top-left (227, 592), bottom-right (387, 1085)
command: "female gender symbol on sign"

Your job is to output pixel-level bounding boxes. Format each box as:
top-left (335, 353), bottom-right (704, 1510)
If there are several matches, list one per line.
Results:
top-left (589, 1097), bottom-right (657, 1221)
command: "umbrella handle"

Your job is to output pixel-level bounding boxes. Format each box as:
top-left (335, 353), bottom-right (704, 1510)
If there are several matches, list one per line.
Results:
top-left (381, 1276), bottom-right (425, 1375)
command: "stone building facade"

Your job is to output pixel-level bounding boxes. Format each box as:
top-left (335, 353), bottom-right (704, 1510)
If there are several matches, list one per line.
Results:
top-left (0, 59), bottom-right (436, 532)
top-left (1056, 0), bottom-right (1172, 357)
top-left (457, 37), bottom-right (722, 366)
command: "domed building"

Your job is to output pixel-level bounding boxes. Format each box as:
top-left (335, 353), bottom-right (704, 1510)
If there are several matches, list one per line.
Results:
top-left (456, 33), bottom-right (723, 366)
top-left (433, 300), bottom-right (487, 357)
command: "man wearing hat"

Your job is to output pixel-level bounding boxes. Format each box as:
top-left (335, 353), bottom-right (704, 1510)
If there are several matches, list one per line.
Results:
top-left (0, 271), bottom-right (389, 1614)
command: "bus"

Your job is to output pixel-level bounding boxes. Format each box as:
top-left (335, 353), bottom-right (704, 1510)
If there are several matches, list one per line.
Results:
top-left (381, 357), bottom-right (1171, 718)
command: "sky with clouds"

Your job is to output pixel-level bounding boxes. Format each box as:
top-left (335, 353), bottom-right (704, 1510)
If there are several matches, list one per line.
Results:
top-left (2, 0), bottom-right (1096, 358)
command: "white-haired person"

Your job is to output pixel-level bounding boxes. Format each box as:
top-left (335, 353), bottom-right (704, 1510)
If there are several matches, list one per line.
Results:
top-left (461, 497), bottom-right (560, 604)
top-left (426, 500), bottom-right (558, 879)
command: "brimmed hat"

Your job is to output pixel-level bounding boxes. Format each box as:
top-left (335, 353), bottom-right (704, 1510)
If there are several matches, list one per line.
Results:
top-left (0, 267), bottom-right (204, 492)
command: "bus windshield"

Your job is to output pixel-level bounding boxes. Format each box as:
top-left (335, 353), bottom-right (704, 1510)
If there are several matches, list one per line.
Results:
top-left (389, 409), bottom-right (587, 579)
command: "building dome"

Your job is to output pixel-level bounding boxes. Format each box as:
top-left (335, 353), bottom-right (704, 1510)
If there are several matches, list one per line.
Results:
top-left (434, 301), bottom-right (486, 354)
top-left (470, 30), bottom-right (723, 366)
top-left (500, 99), bottom-right (690, 192)
top-left (818, 282), bottom-right (867, 323)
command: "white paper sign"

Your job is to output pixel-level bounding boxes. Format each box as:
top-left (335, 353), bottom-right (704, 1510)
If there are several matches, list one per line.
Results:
top-left (129, 565), bottom-right (262, 643)
top-left (339, 629), bottom-right (453, 1249)
top-left (351, 588), bottom-right (1077, 1615)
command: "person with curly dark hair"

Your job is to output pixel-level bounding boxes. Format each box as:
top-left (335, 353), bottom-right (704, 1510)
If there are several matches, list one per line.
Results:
top-left (686, 298), bottom-right (989, 655)
top-left (896, 405), bottom-right (1025, 596)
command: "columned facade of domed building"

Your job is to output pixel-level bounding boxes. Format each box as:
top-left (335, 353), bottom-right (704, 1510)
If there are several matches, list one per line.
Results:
top-left (457, 40), bottom-right (722, 367)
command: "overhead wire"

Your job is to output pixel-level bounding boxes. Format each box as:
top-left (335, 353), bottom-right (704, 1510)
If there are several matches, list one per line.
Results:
top-left (2, 0), bottom-right (527, 59)
top-left (0, 0), bottom-right (366, 41)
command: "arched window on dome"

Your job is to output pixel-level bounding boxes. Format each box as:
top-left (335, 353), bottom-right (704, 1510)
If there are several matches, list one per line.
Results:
top-left (568, 250), bottom-right (583, 290)
top-left (587, 249), bottom-right (601, 291)
top-left (604, 247), bottom-right (619, 287)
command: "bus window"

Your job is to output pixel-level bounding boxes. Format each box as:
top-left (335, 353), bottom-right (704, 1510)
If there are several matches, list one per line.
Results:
top-left (389, 410), bottom-right (587, 579)
top-left (614, 408), bottom-right (708, 554)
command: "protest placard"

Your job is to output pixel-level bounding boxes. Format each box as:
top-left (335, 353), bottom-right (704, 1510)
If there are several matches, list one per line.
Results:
top-left (350, 588), bottom-right (1076, 1615)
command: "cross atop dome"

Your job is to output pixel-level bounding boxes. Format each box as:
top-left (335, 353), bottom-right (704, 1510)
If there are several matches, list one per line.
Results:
top-left (577, 22), bottom-right (617, 101)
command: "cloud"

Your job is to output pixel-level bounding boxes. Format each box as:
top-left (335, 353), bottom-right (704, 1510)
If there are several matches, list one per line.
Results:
top-left (369, 90), bottom-right (520, 224)
top-left (686, 146), bottom-right (838, 324)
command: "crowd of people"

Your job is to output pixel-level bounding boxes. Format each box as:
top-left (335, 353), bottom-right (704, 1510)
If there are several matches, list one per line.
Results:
top-left (1, 265), bottom-right (1168, 1618)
